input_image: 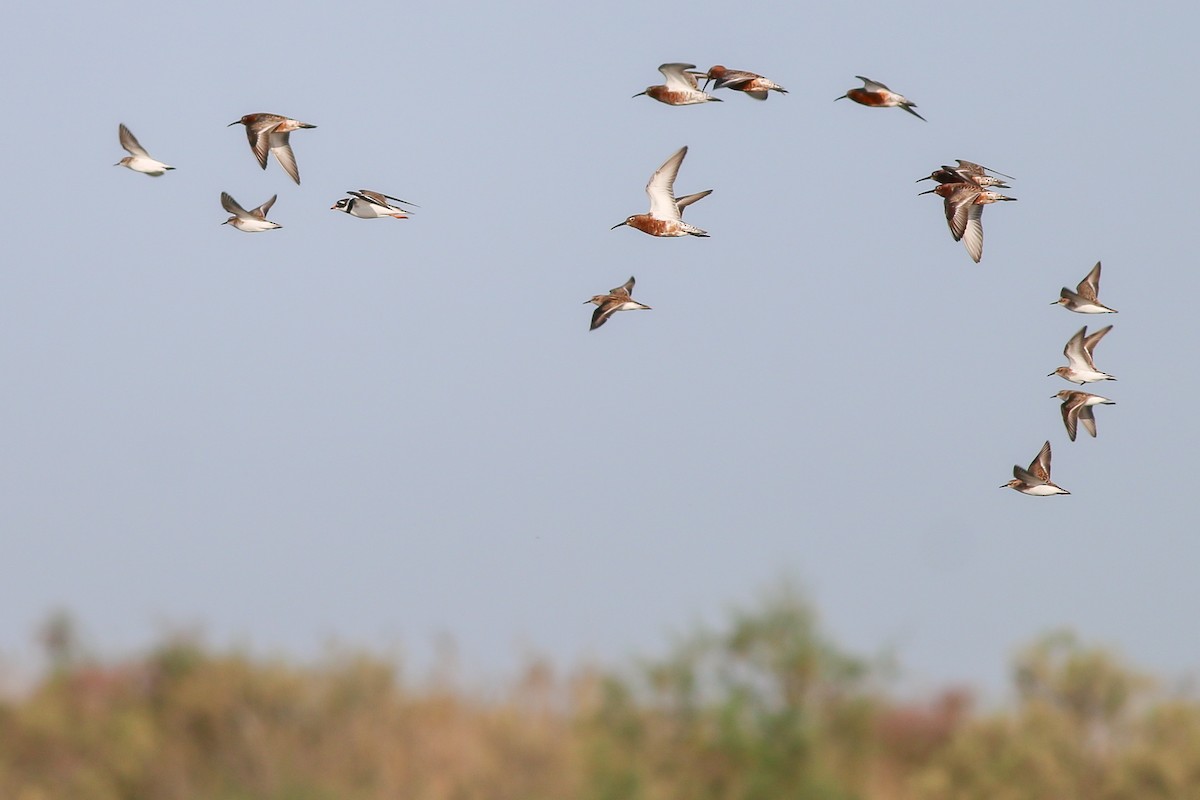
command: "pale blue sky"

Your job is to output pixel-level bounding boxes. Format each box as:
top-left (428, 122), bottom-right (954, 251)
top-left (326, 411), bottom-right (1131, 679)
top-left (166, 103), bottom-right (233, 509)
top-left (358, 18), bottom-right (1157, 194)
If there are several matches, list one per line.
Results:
top-left (1, 1), bottom-right (1196, 695)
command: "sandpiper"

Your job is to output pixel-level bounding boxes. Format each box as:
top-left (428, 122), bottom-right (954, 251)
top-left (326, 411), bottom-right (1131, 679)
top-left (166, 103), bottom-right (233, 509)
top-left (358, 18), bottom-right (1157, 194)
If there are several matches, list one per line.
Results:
top-left (702, 65), bottom-right (787, 100)
top-left (1053, 261), bottom-right (1116, 314)
top-left (917, 160), bottom-right (1012, 189)
top-left (228, 113), bottom-right (317, 185)
top-left (586, 277), bottom-right (651, 330)
top-left (836, 76), bottom-right (925, 120)
top-left (920, 181), bottom-right (1016, 263)
top-left (1001, 441), bottom-right (1070, 496)
top-left (1050, 325), bottom-right (1116, 384)
top-left (1054, 390), bottom-right (1115, 442)
top-left (115, 123), bottom-right (174, 176)
top-left (633, 63), bottom-right (721, 105)
top-left (612, 146), bottom-right (711, 238)
top-left (331, 190), bottom-right (418, 220)
top-left (220, 191), bottom-right (281, 233)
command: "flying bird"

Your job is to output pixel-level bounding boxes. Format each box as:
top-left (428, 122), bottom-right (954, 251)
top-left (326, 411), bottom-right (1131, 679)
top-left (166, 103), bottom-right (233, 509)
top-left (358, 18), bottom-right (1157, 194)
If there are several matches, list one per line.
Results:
top-left (836, 76), bottom-right (925, 120)
top-left (920, 179), bottom-right (1016, 263)
top-left (702, 65), bottom-right (788, 100)
top-left (228, 113), bottom-right (317, 184)
top-left (585, 277), bottom-right (651, 330)
top-left (115, 123), bottom-right (174, 176)
top-left (633, 63), bottom-right (721, 105)
top-left (918, 160), bottom-right (1012, 189)
top-left (1050, 325), bottom-right (1116, 384)
top-left (919, 183), bottom-right (1016, 263)
top-left (1053, 261), bottom-right (1116, 313)
top-left (1001, 441), bottom-right (1070, 496)
top-left (1054, 390), bottom-right (1115, 441)
top-left (220, 191), bottom-right (281, 233)
top-left (612, 146), bottom-right (712, 237)
top-left (332, 190), bottom-right (418, 220)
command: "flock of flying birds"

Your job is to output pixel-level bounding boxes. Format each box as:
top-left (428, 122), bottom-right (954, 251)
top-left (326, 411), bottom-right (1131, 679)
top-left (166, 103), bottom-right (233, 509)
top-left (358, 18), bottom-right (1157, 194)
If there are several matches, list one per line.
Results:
top-left (910, 161), bottom-right (1120, 497)
top-left (999, 261), bottom-right (1119, 496)
top-left (114, 63), bottom-right (1115, 496)
top-left (115, 114), bottom-right (416, 233)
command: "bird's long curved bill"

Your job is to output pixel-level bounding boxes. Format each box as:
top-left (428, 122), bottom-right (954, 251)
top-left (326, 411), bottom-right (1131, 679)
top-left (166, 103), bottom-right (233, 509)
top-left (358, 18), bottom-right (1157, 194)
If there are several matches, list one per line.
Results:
top-left (610, 221), bottom-right (627, 230)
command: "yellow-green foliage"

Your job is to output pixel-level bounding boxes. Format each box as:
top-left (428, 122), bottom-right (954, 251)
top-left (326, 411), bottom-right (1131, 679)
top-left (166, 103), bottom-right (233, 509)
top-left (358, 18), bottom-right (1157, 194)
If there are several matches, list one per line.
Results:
top-left (0, 639), bottom-right (580, 800)
top-left (2, 596), bottom-right (1199, 800)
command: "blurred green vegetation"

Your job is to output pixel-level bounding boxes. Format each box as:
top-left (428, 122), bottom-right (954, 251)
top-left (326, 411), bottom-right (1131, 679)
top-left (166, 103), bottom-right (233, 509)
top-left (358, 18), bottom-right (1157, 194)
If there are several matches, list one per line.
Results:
top-left (2, 591), bottom-right (1198, 800)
